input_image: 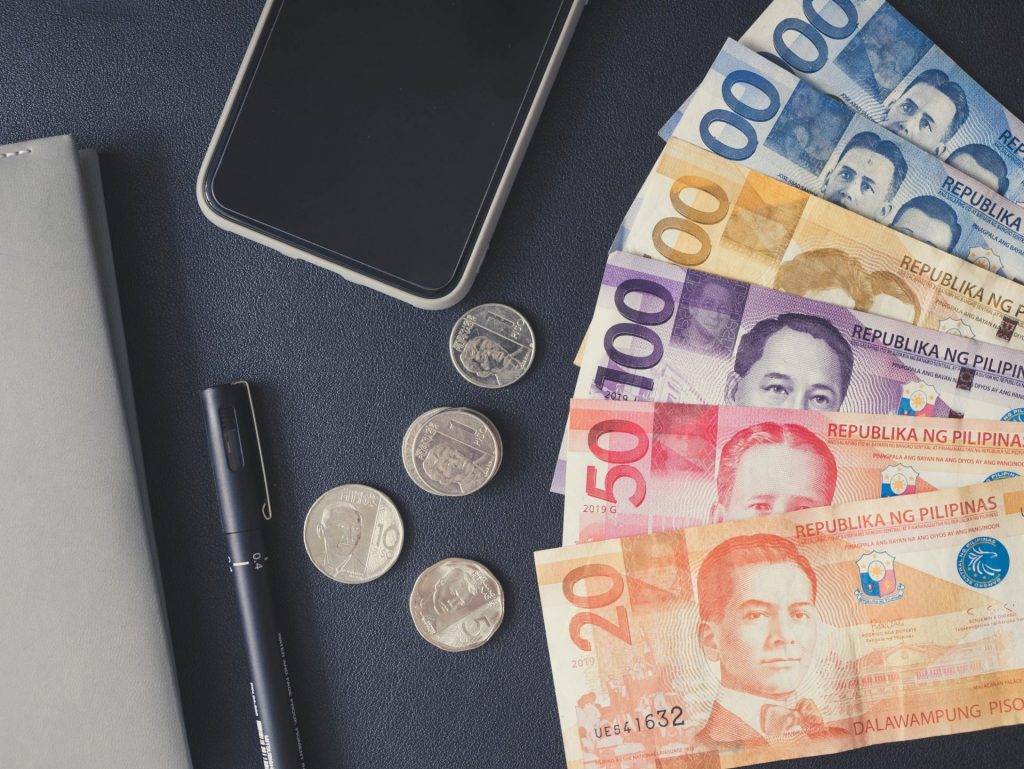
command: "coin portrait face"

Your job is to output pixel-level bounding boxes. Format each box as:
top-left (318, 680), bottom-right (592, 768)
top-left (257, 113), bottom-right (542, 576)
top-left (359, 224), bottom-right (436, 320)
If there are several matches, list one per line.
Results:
top-left (403, 408), bottom-right (502, 496)
top-left (421, 442), bottom-right (485, 487)
top-left (316, 503), bottom-right (362, 559)
top-left (459, 335), bottom-right (521, 377)
top-left (431, 565), bottom-right (478, 615)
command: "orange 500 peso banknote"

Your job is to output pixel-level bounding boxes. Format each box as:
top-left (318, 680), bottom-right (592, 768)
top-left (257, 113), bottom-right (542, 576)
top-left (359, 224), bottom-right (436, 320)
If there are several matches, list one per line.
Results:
top-left (618, 139), bottom-right (1024, 349)
top-left (536, 477), bottom-right (1024, 769)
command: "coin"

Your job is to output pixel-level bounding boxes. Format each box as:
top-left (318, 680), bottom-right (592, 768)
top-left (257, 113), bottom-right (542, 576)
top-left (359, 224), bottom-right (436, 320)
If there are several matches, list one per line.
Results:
top-left (449, 303), bottom-right (535, 388)
top-left (409, 407), bottom-right (502, 496)
top-left (409, 558), bottom-right (504, 652)
top-left (303, 484), bottom-right (404, 584)
top-left (402, 408), bottom-right (445, 493)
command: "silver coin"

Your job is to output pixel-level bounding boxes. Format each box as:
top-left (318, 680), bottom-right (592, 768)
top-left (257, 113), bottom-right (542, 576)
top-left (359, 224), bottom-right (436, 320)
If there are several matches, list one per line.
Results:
top-left (409, 558), bottom-right (504, 652)
top-left (402, 408), bottom-right (449, 494)
top-left (461, 408), bottom-right (503, 457)
top-left (303, 484), bottom-right (404, 584)
top-left (409, 408), bottom-right (501, 496)
top-left (449, 303), bottom-right (535, 388)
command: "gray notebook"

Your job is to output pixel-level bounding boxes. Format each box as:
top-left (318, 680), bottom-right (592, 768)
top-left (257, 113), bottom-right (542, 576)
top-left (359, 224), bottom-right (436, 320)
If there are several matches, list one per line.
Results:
top-left (0, 135), bottom-right (191, 768)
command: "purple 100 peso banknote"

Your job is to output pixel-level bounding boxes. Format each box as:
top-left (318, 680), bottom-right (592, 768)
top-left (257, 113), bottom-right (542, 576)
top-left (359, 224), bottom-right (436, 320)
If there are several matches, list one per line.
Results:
top-left (551, 249), bottom-right (1024, 493)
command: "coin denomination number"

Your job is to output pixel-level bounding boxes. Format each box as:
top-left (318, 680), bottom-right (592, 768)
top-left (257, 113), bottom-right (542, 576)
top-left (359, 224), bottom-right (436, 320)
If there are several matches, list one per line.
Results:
top-left (373, 522), bottom-right (401, 559)
top-left (461, 614), bottom-right (493, 639)
top-left (562, 564), bottom-right (633, 652)
top-left (586, 419), bottom-right (648, 507)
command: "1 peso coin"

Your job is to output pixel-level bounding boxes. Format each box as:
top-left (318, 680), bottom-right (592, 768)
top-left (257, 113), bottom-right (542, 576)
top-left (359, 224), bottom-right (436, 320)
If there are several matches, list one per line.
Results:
top-left (449, 303), bottom-right (535, 388)
top-left (409, 558), bottom-right (504, 652)
top-left (409, 408), bottom-right (501, 496)
top-left (303, 484), bottom-right (404, 584)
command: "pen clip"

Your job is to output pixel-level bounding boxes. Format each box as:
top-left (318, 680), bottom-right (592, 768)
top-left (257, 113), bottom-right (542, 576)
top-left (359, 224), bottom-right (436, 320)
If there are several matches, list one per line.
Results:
top-left (234, 379), bottom-right (273, 521)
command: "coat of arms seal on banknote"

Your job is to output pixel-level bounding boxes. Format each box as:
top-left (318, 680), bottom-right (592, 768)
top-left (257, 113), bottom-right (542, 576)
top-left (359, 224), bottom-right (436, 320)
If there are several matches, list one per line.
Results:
top-left (855, 550), bottom-right (906, 604)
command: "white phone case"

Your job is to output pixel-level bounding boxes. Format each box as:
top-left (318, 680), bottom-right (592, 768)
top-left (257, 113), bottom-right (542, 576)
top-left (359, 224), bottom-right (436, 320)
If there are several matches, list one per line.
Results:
top-left (196, 0), bottom-right (587, 310)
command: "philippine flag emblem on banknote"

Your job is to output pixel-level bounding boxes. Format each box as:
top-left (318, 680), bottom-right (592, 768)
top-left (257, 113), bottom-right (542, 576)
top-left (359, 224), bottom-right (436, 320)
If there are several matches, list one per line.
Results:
top-left (967, 247), bottom-right (1003, 274)
top-left (855, 551), bottom-right (905, 604)
top-left (938, 317), bottom-right (976, 339)
top-left (881, 464), bottom-right (919, 497)
top-left (898, 382), bottom-right (939, 416)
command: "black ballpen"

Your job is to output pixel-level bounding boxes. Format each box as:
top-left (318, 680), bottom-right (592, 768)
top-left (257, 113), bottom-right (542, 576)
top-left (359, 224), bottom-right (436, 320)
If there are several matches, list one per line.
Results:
top-left (201, 381), bottom-right (305, 769)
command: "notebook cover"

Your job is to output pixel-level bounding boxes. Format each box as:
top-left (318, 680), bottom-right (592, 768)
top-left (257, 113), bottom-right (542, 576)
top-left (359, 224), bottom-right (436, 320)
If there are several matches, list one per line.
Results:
top-left (0, 135), bottom-right (191, 768)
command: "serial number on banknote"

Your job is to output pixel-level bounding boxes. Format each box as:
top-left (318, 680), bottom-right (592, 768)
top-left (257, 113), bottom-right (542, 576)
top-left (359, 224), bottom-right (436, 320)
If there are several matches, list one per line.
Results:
top-left (591, 707), bottom-right (686, 740)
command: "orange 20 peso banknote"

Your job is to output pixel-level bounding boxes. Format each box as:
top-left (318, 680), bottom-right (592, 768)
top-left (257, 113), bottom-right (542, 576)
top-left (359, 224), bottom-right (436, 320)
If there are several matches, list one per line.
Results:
top-left (537, 477), bottom-right (1024, 768)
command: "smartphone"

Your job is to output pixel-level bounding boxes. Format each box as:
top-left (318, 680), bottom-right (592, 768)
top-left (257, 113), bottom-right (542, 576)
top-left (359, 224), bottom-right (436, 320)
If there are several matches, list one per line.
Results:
top-left (197, 0), bottom-right (586, 310)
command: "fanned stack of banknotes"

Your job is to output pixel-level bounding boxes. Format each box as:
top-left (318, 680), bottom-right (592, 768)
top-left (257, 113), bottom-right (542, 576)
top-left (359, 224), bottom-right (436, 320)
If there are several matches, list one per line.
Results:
top-left (535, 2), bottom-right (1024, 767)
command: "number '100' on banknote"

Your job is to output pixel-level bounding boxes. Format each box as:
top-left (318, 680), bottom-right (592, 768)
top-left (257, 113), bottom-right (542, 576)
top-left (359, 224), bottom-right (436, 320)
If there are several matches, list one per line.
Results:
top-left (661, 39), bottom-right (1024, 284)
top-left (536, 477), bottom-right (1024, 768)
top-left (741, 0), bottom-right (1024, 201)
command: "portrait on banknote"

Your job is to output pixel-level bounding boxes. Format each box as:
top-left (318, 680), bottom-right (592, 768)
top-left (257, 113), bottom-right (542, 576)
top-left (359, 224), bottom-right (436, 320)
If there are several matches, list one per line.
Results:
top-left (834, 3), bottom-right (932, 102)
top-left (774, 248), bottom-right (863, 310)
top-left (671, 271), bottom-right (746, 355)
top-left (558, 531), bottom-right (853, 762)
top-left (881, 70), bottom-right (971, 156)
top-left (764, 81), bottom-right (853, 177)
top-left (820, 130), bottom-right (908, 220)
top-left (947, 144), bottom-right (1010, 196)
top-left (865, 271), bottom-right (920, 324)
top-left (891, 195), bottom-right (963, 252)
top-left (725, 313), bottom-right (854, 411)
top-left (694, 534), bottom-right (848, 747)
top-left (712, 423), bottom-right (837, 522)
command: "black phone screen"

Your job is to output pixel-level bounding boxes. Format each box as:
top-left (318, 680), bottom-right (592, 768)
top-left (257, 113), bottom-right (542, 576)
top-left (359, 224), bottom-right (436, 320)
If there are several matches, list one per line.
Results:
top-left (206, 0), bottom-right (571, 296)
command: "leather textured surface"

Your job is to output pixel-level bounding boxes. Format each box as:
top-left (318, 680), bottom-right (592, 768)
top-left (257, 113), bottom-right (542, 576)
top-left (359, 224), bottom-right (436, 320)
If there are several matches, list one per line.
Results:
top-left (1, 2), bottom-right (1021, 768)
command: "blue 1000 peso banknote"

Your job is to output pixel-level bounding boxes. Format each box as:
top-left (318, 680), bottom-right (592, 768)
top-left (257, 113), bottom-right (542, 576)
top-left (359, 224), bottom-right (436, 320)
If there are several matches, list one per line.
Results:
top-left (740, 0), bottom-right (1024, 201)
top-left (660, 39), bottom-right (1024, 284)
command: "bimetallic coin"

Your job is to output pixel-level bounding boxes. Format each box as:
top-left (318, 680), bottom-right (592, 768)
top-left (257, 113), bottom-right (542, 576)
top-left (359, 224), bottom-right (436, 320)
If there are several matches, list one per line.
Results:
top-left (409, 558), bottom-right (504, 652)
top-left (410, 408), bottom-right (501, 496)
top-left (449, 303), bottom-right (535, 388)
top-left (303, 484), bottom-right (404, 584)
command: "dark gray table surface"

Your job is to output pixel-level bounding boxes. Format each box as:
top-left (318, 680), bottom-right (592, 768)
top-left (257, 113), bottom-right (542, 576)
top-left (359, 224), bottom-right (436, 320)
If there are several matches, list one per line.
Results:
top-left (4, 2), bottom-right (1023, 767)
